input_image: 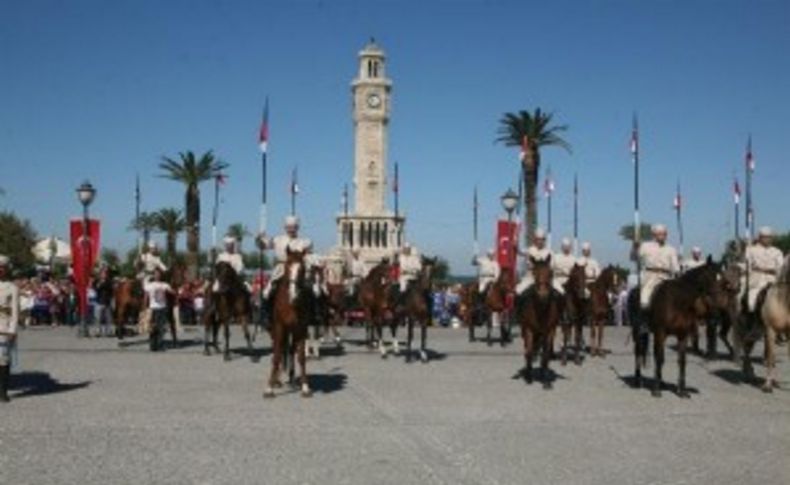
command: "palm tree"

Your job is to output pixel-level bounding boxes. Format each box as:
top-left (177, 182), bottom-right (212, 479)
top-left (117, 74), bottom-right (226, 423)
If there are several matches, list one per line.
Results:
top-left (226, 222), bottom-right (250, 251)
top-left (159, 150), bottom-right (228, 278)
top-left (154, 208), bottom-right (186, 261)
top-left (129, 211), bottom-right (158, 247)
top-left (496, 109), bottom-right (571, 244)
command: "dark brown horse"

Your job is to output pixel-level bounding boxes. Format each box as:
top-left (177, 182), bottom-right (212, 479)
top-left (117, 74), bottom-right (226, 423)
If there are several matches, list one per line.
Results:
top-left (459, 282), bottom-right (480, 342)
top-left (114, 278), bottom-right (142, 339)
top-left (482, 272), bottom-right (512, 347)
top-left (588, 265), bottom-right (619, 357)
top-left (203, 261), bottom-right (254, 361)
top-left (560, 264), bottom-right (587, 366)
top-left (518, 258), bottom-right (561, 389)
top-left (358, 259), bottom-right (393, 356)
top-left (399, 257), bottom-right (437, 363)
top-left (643, 258), bottom-right (722, 397)
top-left (264, 248), bottom-right (311, 398)
top-left (324, 282), bottom-right (346, 343)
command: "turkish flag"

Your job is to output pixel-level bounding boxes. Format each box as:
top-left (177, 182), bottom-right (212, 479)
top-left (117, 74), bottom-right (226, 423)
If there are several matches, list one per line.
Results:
top-left (70, 218), bottom-right (101, 316)
top-left (496, 219), bottom-right (519, 272)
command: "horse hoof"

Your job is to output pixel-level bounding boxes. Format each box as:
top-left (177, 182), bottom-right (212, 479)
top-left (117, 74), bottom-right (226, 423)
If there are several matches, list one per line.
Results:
top-left (223, 354), bottom-right (231, 362)
top-left (301, 385), bottom-right (312, 398)
top-left (574, 358), bottom-right (582, 366)
top-left (420, 351), bottom-right (428, 363)
top-left (263, 389), bottom-right (275, 399)
top-left (203, 349), bottom-right (211, 356)
top-left (678, 390), bottom-right (691, 399)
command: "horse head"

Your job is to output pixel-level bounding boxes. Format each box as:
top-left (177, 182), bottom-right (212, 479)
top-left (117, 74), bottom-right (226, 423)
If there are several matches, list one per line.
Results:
top-left (566, 263), bottom-right (587, 297)
top-left (530, 257), bottom-right (553, 299)
top-left (285, 246), bottom-right (307, 303)
top-left (214, 261), bottom-right (238, 293)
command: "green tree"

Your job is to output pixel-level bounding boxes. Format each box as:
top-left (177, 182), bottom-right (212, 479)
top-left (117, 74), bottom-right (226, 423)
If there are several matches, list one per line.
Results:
top-left (129, 211), bottom-right (158, 246)
top-left (432, 257), bottom-right (450, 283)
top-left (774, 231), bottom-right (790, 254)
top-left (496, 109), bottom-right (571, 244)
top-left (154, 207), bottom-right (186, 262)
top-left (159, 150), bottom-right (228, 278)
top-left (226, 222), bottom-right (250, 251)
top-left (0, 211), bottom-right (38, 275)
top-left (101, 248), bottom-right (121, 270)
top-left (618, 223), bottom-right (654, 242)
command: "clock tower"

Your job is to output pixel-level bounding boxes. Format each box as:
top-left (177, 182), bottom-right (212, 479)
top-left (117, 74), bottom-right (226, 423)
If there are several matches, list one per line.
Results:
top-left (334, 40), bottom-right (405, 265)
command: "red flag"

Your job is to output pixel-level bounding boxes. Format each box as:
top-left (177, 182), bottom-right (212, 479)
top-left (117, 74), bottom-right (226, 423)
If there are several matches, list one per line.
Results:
top-left (258, 98), bottom-right (269, 153)
top-left (519, 135), bottom-right (529, 162)
top-left (673, 181), bottom-right (682, 210)
top-left (733, 179), bottom-right (741, 204)
top-left (745, 135), bottom-right (755, 172)
top-left (70, 218), bottom-right (101, 316)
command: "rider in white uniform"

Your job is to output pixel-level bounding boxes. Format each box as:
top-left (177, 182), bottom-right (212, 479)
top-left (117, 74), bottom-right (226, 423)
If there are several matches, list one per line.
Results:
top-left (516, 228), bottom-right (552, 295)
top-left (257, 215), bottom-right (313, 300)
top-left (576, 242), bottom-right (601, 298)
top-left (472, 249), bottom-right (500, 294)
top-left (346, 249), bottom-right (368, 297)
top-left (682, 246), bottom-right (705, 272)
top-left (631, 224), bottom-right (680, 309)
top-left (743, 226), bottom-right (785, 313)
top-left (552, 238), bottom-right (576, 295)
top-left (216, 236), bottom-right (245, 274)
top-left (398, 243), bottom-right (422, 293)
top-left (137, 241), bottom-right (167, 282)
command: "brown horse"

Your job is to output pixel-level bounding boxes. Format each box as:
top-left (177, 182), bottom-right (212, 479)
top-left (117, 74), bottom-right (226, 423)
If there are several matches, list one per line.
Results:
top-left (588, 265), bottom-right (619, 358)
top-left (483, 272), bottom-right (512, 347)
top-left (358, 259), bottom-right (393, 356)
top-left (459, 282), bottom-right (481, 342)
top-left (203, 261), bottom-right (254, 361)
top-left (560, 264), bottom-right (587, 366)
top-left (324, 282), bottom-right (346, 343)
top-left (644, 258), bottom-right (722, 397)
top-left (518, 258), bottom-right (561, 389)
top-left (399, 257), bottom-right (437, 363)
top-left (114, 278), bottom-right (142, 339)
top-left (264, 248), bottom-right (311, 398)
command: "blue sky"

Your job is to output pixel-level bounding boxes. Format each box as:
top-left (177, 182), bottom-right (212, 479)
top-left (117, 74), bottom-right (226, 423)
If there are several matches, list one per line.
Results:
top-left (1, 0), bottom-right (788, 274)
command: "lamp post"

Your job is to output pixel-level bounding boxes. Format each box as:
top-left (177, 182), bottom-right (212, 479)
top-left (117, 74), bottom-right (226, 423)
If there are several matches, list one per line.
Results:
top-left (76, 180), bottom-right (96, 337)
top-left (500, 187), bottom-right (519, 273)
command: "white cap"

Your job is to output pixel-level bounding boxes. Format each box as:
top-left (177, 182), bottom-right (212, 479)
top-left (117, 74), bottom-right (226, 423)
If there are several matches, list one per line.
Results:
top-left (148, 241), bottom-right (158, 249)
top-left (581, 242), bottom-right (591, 251)
top-left (223, 236), bottom-right (236, 245)
top-left (402, 242), bottom-right (412, 251)
top-left (692, 246), bottom-right (702, 254)
top-left (534, 228), bottom-right (546, 239)
top-left (651, 223), bottom-right (667, 234)
top-left (0, 255), bottom-right (9, 266)
top-left (561, 237), bottom-right (571, 248)
top-left (284, 215), bottom-right (299, 227)
top-left (758, 226), bottom-right (773, 237)
top-left (486, 248), bottom-right (495, 256)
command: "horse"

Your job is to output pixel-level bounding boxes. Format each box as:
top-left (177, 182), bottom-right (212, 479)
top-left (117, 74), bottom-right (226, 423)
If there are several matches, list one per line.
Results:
top-left (358, 259), bottom-right (394, 356)
top-left (324, 282), bottom-right (346, 343)
top-left (398, 257), bottom-right (437, 363)
top-left (114, 278), bottom-right (143, 339)
top-left (203, 261), bottom-right (254, 361)
top-left (560, 264), bottom-right (587, 366)
top-left (483, 272), bottom-right (512, 347)
top-left (517, 257), bottom-right (561, 389)
top-left (758, 257), bottom-right (790, 391)
top-left (642, 258), bottom-right (723, 398)
top-left (588, 265), bottom-right (619, 358)
top-left (264, 247), bottom-right (312, 398)
top-left (304, 262), bottom-right (335, 359)
top-left (459, 282), bottom-right (481, 342)
top-left (707, 262), bottom-right (740, 360)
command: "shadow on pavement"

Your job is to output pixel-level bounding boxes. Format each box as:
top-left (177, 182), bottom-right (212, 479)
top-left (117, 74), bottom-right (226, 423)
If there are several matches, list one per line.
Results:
top-left (10, 372), bottom-right (91, 399)
top-left (709, 368), bottom-right (765, 388)
top-left (309, 373), bottom-right (348, 394)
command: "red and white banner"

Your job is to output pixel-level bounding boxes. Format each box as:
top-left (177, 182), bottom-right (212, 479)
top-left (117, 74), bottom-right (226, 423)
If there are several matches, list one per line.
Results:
top-left (70, 218), bottom-right (101, 316)
top-left (496, 219), bottom-right (519, 272)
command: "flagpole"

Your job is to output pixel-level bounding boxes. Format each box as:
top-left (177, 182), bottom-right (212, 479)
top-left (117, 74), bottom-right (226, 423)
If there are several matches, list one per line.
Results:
top-left (632, 114), bottom-right (641, 288)
top-left (675, 178), bottom-right (684, 257)
top-left (473, 186), bottom-right (479, 255)
top-left (745, 134), bottom-right (754, 241)
top-left (573, 172), bottom-right (579, 256)
top-left (290, 166), bottom-right (297, 216)
top-left (212, 173), bottom-right (220, 268)
top-left (135, 173), bottom-right (142, 255)
top-left (546, 166), bottom-right (552, 250)
top-left (394, 161), bottom-right (399, 218)
top-left (734, 175), bottom-right (740, 241)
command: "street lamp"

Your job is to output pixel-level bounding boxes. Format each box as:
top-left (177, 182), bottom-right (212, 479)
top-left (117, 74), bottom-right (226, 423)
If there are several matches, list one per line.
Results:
top-left (500, 188), bottom-right (519, 219)
top-left (76, 180), bottom-right (96, 337)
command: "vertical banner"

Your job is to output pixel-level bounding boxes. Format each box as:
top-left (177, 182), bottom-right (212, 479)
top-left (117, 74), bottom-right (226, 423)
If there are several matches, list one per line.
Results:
top-left (70, 219), bottom-right (101, 316)
top-left (496, 219), bottom-right (519, 273)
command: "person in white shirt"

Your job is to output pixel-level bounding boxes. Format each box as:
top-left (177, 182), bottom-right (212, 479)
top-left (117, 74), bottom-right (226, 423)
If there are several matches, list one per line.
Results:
top-left (143, 268), bottom-right (174, 352)
top-left (743, 226), bottom-right (785, 313)
top-left (346, 249), bottom-right (368, 297)
top-left (216, 236), bottom-right (245, 275)
top-left (552, 238), bottom-right (576, 295)
top-left (516, 227), bottom-right (552, 295)
top-left (137, 241), bottom-right (167, 283)
top-left (682, 246), bottom-right (705, 272)
top-left (630, 224), bottom-right (680, 309)
top-left (577, 242), bottom-right (601, 298)
top-left (472, 249), bottom-right (500, 295)
top-left (0, 255), bottom-right (19, 402)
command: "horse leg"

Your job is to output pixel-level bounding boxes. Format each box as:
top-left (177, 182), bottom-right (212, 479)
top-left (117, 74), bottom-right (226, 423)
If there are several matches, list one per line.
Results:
top-left (420, 319), bottom-right (428, 363)
top-left (677, 335), bottom-right (690, 398)
top-left (487, 311), bottom-right (496, 347)
top-left (170, 312), bottom-right (178, 349)
top-left (762, 326), bottom-right (776, 392)
top-left (705, 317), bottom-right (717, 359)
top-left (223, 319), bottom-right (231, 362)
top-left (390, 322), bottom-right (400, 355)
top-left (652, 331), bottom-right (665, 398)
top-left (542, 329), bottom-right (554, 389)
top-left (298, 333), bottom-right (311, 397)
top-left (377, 322), bottom-right (388, 358)
top-left (742, 332), bottom-right (756, 379)
top-left (406, 317), bottom-right (414, 363)
top-left (288, 332), bottom-right (297, 386)
top-left (468, 304), bottom-right (476, 342)
top-left (264, 329), bottom-right (282, 398)
top-left (560, 320), bottom-right (569, 366)
top-left (574, 318), bottom-right (583, 365)
top-left (203, 312), bottom-right (212, 356)
top-left (523, 328), bottom-right (533, 384)
top-left (719, 316), bottom-right (734, 360)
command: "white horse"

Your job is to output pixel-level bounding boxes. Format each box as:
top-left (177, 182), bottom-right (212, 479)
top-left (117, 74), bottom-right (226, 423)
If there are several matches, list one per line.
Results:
top-left (760, 256), bottom-right (790, 392)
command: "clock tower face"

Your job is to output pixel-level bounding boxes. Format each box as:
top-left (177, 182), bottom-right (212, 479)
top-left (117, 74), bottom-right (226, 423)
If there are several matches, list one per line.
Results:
top-left (352, 43), bottom-right (391, 216)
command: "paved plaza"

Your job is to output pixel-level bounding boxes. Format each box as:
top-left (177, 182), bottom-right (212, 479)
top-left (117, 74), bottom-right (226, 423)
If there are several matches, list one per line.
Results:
top-left (1, 325), bottom-right (788, 485)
